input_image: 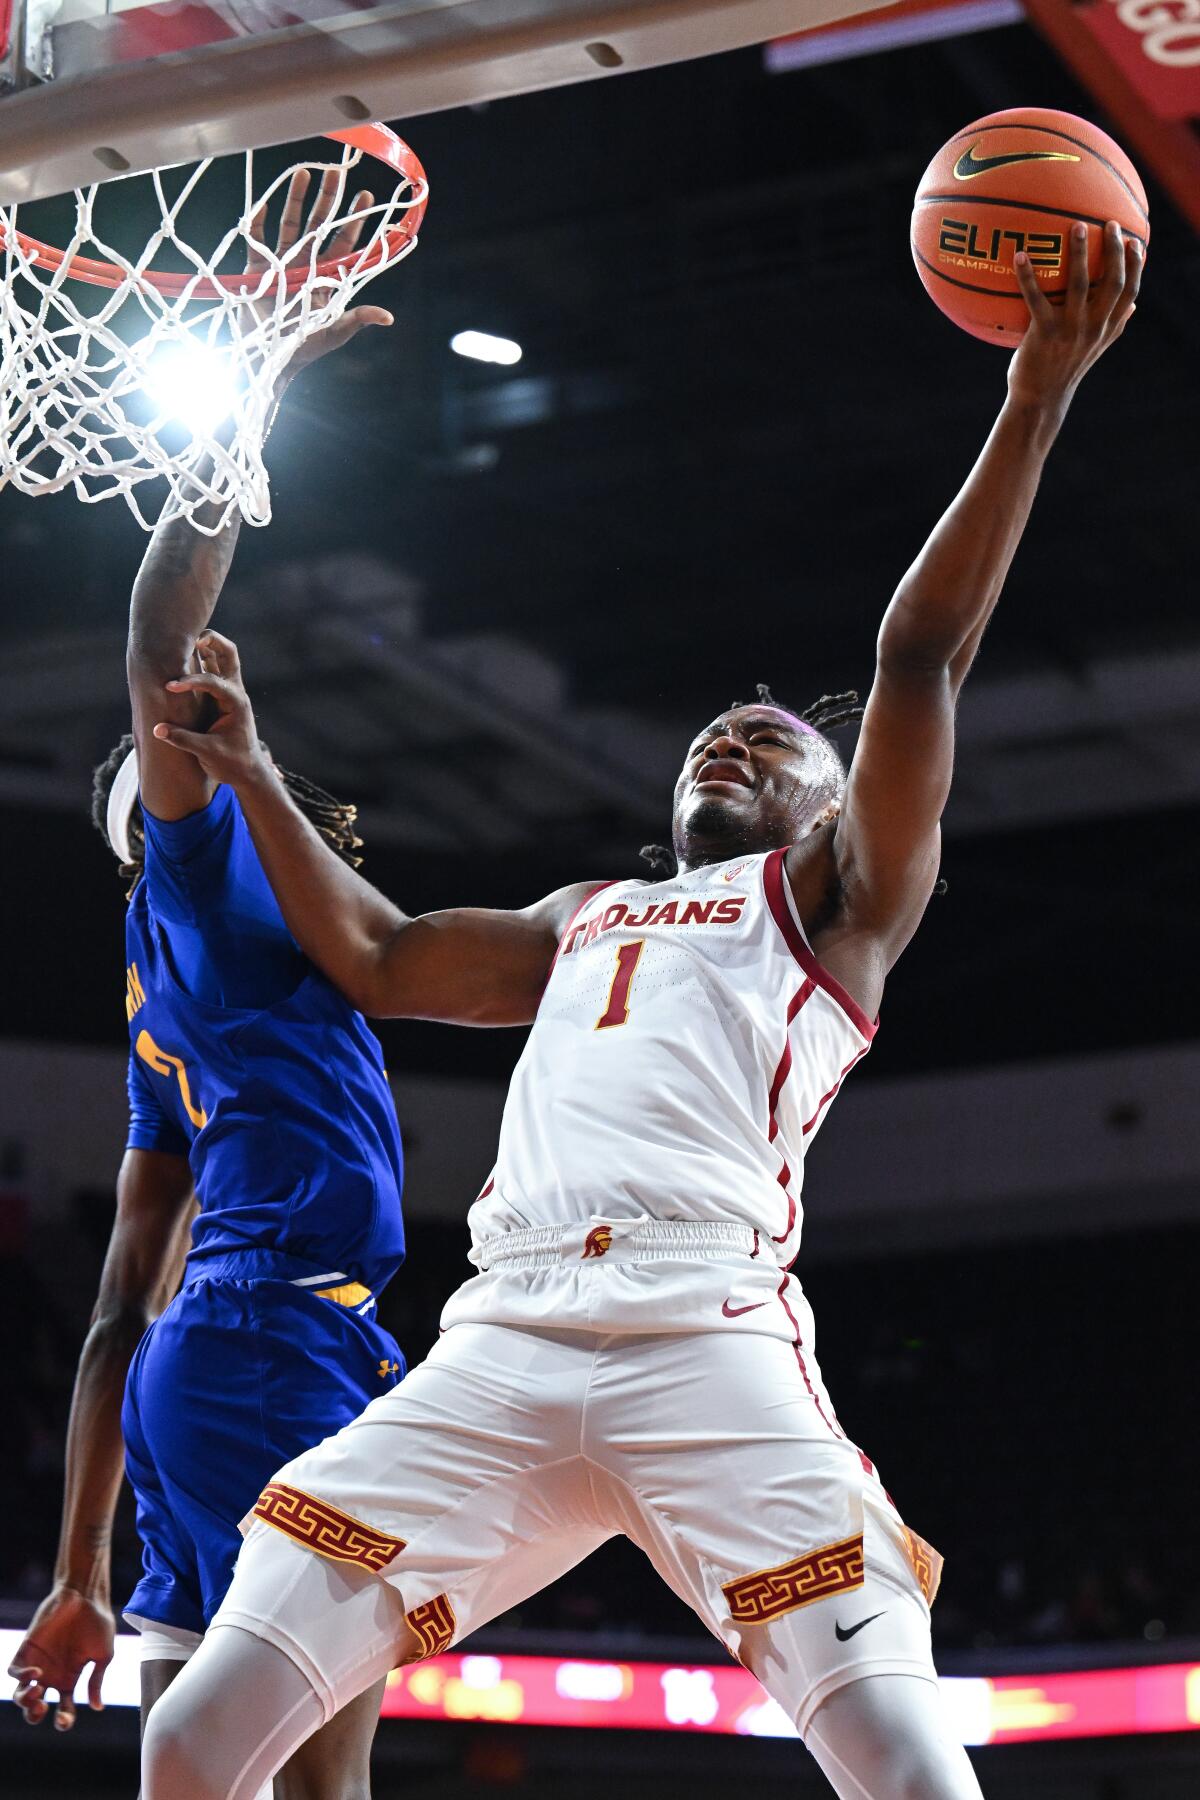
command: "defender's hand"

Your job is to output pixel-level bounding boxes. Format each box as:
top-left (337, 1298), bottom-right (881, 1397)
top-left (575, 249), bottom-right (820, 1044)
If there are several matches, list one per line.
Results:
top-left (154, 631), bottom-right (271, 789)
top-left (1008, 219), bottom-right (1141, 407)
top-left (7, 1587), bottom-right (115, 1730)
top-left (241, 167), bottom-right (393, 388)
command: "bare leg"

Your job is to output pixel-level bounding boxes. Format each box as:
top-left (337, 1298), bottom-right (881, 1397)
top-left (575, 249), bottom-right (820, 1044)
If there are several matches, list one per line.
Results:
top-left (805, 1674), bottom-right (985, 1800)
top-left (273, 1678), bottom-right (387, 1800)
top-left (140, 1658), bottom-right (183, 1733)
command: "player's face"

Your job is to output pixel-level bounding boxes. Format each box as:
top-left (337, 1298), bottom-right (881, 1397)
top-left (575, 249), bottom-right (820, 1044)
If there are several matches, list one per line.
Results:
top-left (671, 706), bottom-right (839, 866)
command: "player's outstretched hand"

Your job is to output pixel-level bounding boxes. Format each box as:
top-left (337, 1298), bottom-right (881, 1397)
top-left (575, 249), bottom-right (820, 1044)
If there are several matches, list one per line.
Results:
top-left (154, 630), bottom-right (270, 789)
top-left (241, 167), bottom-right (393, 388)
top-left (7, 1586), bottom-right (114, 1731)
top-left (1008, 219), bottom-right (1141, 407)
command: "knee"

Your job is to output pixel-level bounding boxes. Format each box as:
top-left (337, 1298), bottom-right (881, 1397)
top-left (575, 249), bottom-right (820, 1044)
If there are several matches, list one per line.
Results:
top-left (893, 1752), bottom-right (978, 1800)
top-left (275, 1778), bottom-right (371, 1800)
top-left (878, 1713), bottom-right (981, 1800)
top-left (273, 1751), bottom-right (372, 1800)
top-left (806, 1675), bottom-right (981, 1800)
top-left (141, 1695), bottom-right (222, 1800)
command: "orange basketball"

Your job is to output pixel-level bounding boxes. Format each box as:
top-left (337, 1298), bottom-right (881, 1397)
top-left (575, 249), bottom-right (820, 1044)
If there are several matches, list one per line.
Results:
top-left (911, 108), bottom-right (1149, 345)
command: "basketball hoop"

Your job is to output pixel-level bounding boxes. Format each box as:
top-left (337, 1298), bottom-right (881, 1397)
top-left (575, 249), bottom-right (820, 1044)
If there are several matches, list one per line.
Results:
top-left (0, 123), bottom-right (428, 531)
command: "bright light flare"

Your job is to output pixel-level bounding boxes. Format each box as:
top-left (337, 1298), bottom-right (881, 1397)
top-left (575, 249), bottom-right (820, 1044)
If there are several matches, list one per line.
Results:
top-left (450, 329), bottom-right (523, 366)
top-left (144, 342), bottom-right (240, 435)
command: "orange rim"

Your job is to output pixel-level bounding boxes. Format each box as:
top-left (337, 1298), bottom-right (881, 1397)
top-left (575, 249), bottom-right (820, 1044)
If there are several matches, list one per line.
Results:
top-left (0, 123), bottom-right (427, 297)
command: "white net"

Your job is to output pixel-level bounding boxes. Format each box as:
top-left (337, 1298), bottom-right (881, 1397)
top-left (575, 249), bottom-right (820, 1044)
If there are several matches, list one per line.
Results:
top-left (0, 128), bottom-right (427, 532)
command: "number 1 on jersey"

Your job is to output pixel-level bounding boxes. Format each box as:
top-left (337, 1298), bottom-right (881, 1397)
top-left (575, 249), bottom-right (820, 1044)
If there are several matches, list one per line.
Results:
top-left (596, 939), bottom-right (645, 1030)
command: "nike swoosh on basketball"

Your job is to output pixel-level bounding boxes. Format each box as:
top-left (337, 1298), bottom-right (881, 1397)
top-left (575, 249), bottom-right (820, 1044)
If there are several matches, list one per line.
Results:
top-left (834, 1611), bottom-right (887, 1642)
top-left (721, 1298), bottom-right (768, 1317)
top-left (952, 144), bottom-right (1080, 181)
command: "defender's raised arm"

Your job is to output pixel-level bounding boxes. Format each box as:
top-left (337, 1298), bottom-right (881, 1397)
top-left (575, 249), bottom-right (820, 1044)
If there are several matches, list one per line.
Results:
top-left (128, 170), bottom-right (393, 830)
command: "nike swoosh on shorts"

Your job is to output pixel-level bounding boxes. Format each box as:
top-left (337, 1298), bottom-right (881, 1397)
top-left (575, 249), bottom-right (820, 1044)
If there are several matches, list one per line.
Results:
top-left (721, 1298), bottom-right (768, 1317)
top-left (834, 1611), bottom-right (887, 1642)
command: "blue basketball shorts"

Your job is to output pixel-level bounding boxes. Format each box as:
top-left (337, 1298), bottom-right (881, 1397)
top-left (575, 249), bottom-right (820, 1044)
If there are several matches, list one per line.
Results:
top-left (121, 1252), bottom-right (405, 1638)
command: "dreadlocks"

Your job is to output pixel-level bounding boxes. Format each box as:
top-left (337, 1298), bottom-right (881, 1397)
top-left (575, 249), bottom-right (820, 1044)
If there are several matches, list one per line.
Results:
top-left (273, 765), bottom-right (364, 869)
top-left (91, 732), bottom-right (137, 847)
top-left (91, 737), bottom-right (364, 896)
top-left (639, 685), bottom-right (865, 882)
top-left (770, 685), bottom-right (865, 735)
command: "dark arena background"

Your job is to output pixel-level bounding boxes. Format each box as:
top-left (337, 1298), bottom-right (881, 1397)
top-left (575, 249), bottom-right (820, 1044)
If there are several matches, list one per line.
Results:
top-left (2, 8), bottom-right (1199, 1799)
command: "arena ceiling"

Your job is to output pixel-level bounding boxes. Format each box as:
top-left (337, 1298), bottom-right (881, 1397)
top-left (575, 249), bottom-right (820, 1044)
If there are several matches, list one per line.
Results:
top-left (3, 23), bottom-right (1197, 1078)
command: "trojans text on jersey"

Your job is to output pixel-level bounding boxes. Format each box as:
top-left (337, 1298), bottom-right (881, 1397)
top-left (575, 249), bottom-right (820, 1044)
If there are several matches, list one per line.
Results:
top-left (560, 892), bottom-right (748, 958)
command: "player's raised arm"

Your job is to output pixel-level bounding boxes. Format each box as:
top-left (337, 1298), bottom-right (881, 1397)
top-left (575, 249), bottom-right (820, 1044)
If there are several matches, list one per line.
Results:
top-left (824, 222), bottom-right (1141, 970)
top-left (128, 169), bottom-right (393, 825)
top-left (7, 1148), bottom-right (195, 1732)
top-left (126, 496), bottom-right (244, 823)
top-left (153, 631), bottom-right (599, 1023)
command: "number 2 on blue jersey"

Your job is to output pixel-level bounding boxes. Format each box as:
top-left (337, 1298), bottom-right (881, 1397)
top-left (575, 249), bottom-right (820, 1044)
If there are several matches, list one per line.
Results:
top-left (135, 1028), bottom-right (208, 1129)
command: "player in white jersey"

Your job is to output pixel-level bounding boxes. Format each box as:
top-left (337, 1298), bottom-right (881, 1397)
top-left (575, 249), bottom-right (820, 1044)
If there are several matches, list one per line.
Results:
top-left (469, 843), bottom-right (870, 1266)
top-left (139, 223), bottom-right (1139, 1799)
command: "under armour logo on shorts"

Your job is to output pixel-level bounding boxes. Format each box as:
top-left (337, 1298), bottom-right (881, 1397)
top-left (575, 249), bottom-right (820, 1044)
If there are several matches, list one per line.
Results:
top-left (582, 1227), bottom-right (613, 1259)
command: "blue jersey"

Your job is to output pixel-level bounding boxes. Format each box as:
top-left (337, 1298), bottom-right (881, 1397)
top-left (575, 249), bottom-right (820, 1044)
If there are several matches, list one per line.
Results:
top-left (124, 782), bottom-right (405, 1296)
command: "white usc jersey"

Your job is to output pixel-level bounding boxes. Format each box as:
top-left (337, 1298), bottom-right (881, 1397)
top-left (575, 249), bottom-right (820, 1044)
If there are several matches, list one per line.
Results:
top-left (468, 848), bottom-right (876, 1265)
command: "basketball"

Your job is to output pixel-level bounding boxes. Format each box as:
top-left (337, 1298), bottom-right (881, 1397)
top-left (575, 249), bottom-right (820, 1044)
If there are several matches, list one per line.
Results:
top-left (910, 108), bottom-right (1149, 345)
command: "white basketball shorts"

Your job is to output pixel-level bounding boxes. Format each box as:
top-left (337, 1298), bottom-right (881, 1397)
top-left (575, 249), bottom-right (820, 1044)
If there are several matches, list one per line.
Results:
top-left (214, 1222), bottom-right (943, 1737)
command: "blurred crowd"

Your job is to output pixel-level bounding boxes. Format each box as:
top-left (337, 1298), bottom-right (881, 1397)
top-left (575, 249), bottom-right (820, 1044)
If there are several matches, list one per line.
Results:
top-left (3, 1176), bottom-right (1197, 1658)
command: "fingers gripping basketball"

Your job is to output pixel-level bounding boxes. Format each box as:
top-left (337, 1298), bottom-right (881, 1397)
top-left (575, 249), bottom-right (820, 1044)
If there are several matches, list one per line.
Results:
top-left (911, 107), bottom-right (1149, 344)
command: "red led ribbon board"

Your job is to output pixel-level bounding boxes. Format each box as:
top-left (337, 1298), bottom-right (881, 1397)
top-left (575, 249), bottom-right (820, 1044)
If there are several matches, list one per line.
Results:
top-left (1018, 0), bottom-right (1200, 233)
top-left (381, 1651), bottom-right (1200, 1743)
top-left (3, 1635), bottom-right (1200, 1737)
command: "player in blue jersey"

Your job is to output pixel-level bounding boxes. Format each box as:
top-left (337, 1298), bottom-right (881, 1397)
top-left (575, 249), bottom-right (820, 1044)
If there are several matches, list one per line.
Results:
top-left (8, 173), bottom-right (406, 1799)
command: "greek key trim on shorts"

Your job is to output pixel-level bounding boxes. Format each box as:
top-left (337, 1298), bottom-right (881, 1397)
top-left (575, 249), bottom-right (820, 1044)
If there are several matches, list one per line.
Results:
top-left (405, 1593), bottom-right (456, 1658)
top-left (722, 1532), bottom-right (865, 1624)
top-left (253, 1482), bottom-right (406, 1573)
top-left (902, 1526), bottom-right (944, 1606)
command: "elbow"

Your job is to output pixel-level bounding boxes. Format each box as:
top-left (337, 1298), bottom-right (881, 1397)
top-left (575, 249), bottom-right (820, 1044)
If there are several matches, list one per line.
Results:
top-left (350, 967), bottom-right (411, 1022)
top-left (127, 644), bottom-right (173, 687)
top-left (337, 955), bottom-right (396, 1021)
top-left (876, 614), bottom-right (961, 680)
top-left (345, 927), bottom-right (415, 1021)
top-left (127, 649), bottom-right (176, 708)
top-left (127, 625), bottom-right (192, 688)
top-left (88, 1298), bottom-right (155, 1345)
top-left (344, 975), bottom-right (386, 1019)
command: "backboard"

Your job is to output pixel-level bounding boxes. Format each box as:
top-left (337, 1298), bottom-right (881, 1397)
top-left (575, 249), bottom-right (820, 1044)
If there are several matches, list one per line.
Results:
top-left (0, 0), bottom-right (900, 203)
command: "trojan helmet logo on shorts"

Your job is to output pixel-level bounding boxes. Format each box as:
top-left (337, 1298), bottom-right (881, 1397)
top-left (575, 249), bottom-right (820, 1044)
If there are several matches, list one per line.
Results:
top-left (582, 1227), bottom-right (614, 1259)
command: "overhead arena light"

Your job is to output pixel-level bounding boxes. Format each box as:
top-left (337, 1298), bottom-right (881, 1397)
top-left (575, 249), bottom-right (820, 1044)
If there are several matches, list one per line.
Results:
top-left (450, 329), bottom-right (523, 366)
top-left (143, 341), bottom-right (240, 436)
